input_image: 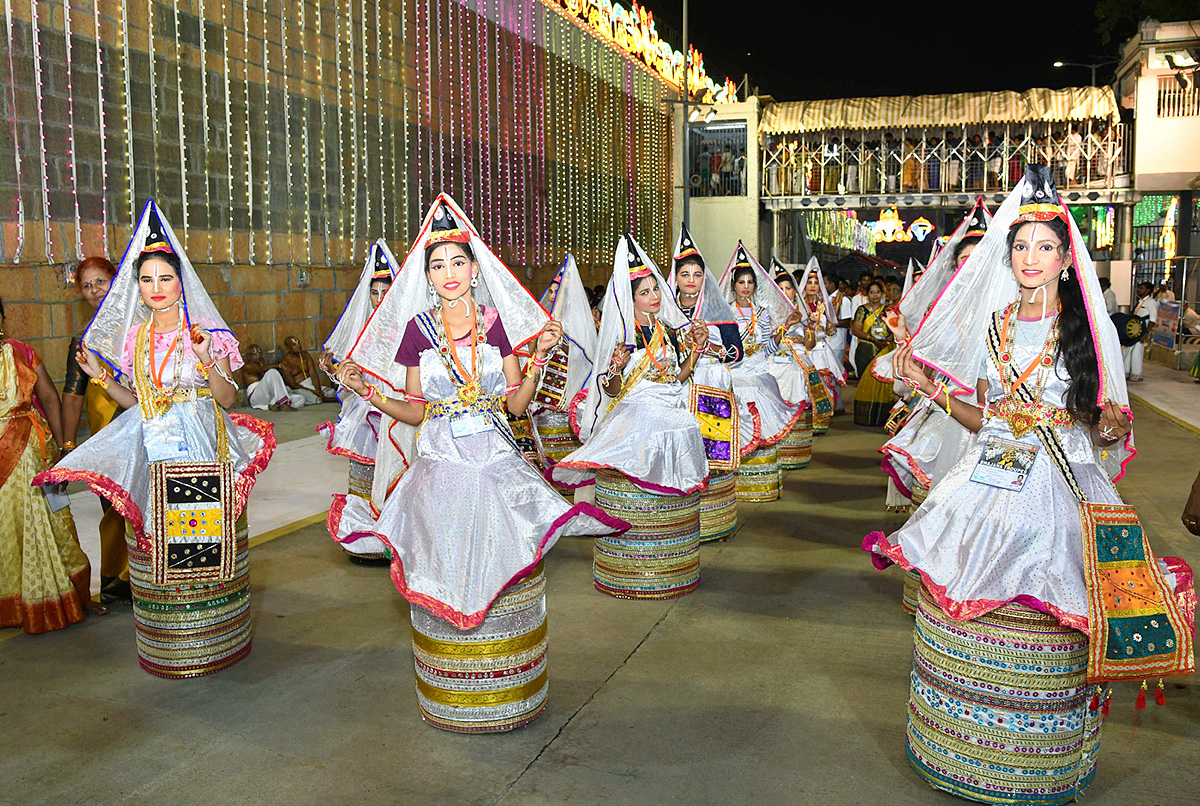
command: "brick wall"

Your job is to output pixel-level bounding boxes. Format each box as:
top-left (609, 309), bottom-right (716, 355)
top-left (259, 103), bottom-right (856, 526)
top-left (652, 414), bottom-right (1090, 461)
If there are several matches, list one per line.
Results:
top-left (0, 262), bottom-right (354, 383)
top-left (0, 0), bottom-right (677, 383)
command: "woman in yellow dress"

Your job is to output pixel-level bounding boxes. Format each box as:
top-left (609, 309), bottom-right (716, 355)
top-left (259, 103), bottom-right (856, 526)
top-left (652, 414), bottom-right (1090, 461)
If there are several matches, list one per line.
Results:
top-left (1, 295), bottom-right (104, 633)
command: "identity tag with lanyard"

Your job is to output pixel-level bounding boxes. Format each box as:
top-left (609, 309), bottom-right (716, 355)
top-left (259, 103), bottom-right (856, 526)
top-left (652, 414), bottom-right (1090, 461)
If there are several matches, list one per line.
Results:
top-left (144, 406), bottom-right (190, 462)
top-left (970, 436), bottom-right (1038, 491)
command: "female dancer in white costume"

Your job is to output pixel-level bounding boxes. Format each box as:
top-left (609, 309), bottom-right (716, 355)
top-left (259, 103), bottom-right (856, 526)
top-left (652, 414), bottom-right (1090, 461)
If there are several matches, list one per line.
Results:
top-left (319, 241), bottom-right (398, 562)
top-left (863, 167), bottom-right (1193, 803)
top-left (717, 243), bottom-right (804, 451)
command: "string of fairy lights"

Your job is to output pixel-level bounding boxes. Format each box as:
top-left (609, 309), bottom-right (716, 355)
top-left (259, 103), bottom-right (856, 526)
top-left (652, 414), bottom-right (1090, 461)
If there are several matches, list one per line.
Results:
top-left (4, 0), bottom-right (25, 260)
top-left (6, 0), bottom-right (683, 279)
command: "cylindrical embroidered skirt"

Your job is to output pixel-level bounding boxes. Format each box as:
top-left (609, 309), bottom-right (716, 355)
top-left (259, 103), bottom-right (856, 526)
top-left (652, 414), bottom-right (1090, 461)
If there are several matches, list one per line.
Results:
top-left (736, 445), bottom-right (781, 502)
top-left (699, 470), bottom-right (737, 543)
top-left (593, 469), bottom-right (701, 599)
top-left (126, 514), bottom-right (252, 679)
top-left (348, 458), bottom-right (374, 499)
top-left (533, 409), bottom-right (582, 494)
top-left (779, 409), bottom-right (813, 470)
top-left (907, 585), bottom-right (1102, 805)
top-left (901, 568), bottom-right (921, 615)
top-left (410, 564), bottom-right (548, 733)
top-left (912, 482), bottom-right (930, 506)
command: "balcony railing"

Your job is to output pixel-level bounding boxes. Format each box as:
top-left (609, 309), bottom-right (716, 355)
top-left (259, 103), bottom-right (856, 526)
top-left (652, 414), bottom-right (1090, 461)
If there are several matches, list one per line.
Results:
top-left (1157, 75), bottom-right (1200, 118)
top-left (761, 121), bottom-right (1131, 198)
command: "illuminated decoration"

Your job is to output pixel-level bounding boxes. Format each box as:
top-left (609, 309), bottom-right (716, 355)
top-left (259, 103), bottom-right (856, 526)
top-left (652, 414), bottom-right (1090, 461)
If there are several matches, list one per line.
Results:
top-left (280, 8), bottom-right (295, 263)
top-left (801, 210), bottom-right (876, 255)
top-left (262, 0), bottom-right (273, 264)
top-left (197, 0), bottom-right (211, 261)
top-left (1133, 194), bottom-right (1172, 227)
top-left (1094, 206), bottom-right (1115, 250)
top-left (5, 0), bottom-right (25, 261)
top-left (907, 216), bottom-right (934, 242)
top-left (546, 0), bottom-right (736, 104)
top-left (873, 206), bottom-right (911, 243)
top-left (30, 0), bottom-right (53, 260)
top-left (1161, 196), bottom-right (1179, 281)
top-left (315, 0), bottom-right (330, 263)
top-left (221, 0), bottom-right (234, 261)
top-left (173, 0), bottom-right (189, 244)
top-left (3, 0), bottom-right (679, 280)
top-left (62, 0), bottom-right (83, 261)
top-left (242, 0), bottom-right (255, 263)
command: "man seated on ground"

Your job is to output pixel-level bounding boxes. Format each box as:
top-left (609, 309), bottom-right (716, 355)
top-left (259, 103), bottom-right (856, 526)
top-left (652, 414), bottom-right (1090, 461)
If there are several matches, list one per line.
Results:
top-left (243, 344), bottom-right (315, 410)
top-left (280, 335), bottom-right (338, 404)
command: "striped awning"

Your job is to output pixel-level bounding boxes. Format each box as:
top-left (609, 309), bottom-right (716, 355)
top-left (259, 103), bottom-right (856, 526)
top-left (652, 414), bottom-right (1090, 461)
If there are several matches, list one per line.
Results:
top-left (760, 86), bottom-right (1120, 135)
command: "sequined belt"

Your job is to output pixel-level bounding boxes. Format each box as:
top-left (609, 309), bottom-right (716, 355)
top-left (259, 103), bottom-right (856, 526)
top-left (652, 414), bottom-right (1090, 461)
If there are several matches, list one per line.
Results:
top-left (648, 369), bottom-right (679, 384)
top-left (988, 396), bottom-right (1074, 438)
top-left (143, 386), bottom-right (213, 418)
top-left (426, 392), bottom-right (505, 420)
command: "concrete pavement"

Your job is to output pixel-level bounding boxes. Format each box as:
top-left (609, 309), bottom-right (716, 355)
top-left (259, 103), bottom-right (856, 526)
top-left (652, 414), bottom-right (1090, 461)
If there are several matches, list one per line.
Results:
top-left (2, 402), bottom-right (1198, 806)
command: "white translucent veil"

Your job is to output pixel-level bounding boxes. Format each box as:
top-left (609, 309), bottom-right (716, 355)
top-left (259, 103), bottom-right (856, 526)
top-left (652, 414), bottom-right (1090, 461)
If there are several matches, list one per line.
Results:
top-left (796, 256), bottom-right (835, 328)
top-left (576, 234), bottom-right (689, 441)
top-left (907, 167), bottom-right (1132, 476)
top-left (666, 225), bottom-right (738, 328)
top-left (718, 241), bottom-right (795, 327)
top-left (902, 198), bottom-right (991, 332)
top-left (902, 260), bottom-right (916, 297)
top-left (547, 253), bottom-right (598, 409)
top-left (347, 193), bottom-right (549, 505)
top-left (875, 199), bottom-right (991, 381)
top-left (83, 199), bottom-right (242, 376)
top-left (348, 193), bottom-right (549, 391)
top-left (322, 239), bottom-right (399, 362)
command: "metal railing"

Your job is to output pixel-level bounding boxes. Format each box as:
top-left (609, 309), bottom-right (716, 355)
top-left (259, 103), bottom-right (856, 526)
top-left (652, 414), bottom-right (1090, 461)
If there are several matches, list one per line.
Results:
top-left (761, 120), bottom-right (1131, 198)
top-left (1157, 75), bottom-right (1200, 118)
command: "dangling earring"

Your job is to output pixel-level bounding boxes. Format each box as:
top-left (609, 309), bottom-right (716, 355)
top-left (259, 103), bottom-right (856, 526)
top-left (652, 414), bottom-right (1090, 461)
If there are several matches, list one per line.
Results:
top-left (1061, 267), bottom-right (1069, 282)
top-left (470, 274), bottom-right (478, 288)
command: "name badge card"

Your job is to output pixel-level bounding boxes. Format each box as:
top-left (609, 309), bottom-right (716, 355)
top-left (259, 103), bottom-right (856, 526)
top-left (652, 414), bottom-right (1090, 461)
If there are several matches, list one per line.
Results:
top-left (143, 408), bottom-right (191, 463)
top-left (970, 436), bottom-right (1039, 492)
top-left (450, 412), bottom-right (491, 439)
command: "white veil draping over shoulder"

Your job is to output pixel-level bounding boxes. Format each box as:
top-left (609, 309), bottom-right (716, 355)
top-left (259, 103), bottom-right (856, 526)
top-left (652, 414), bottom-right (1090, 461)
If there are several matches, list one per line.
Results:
top-left (348, 193), bottom-right (548, 392)
top-left (796, 256), bottom-right (835, 329)
top-left (347, 194), bottom-right (549, 504)
top-left (717, 241), bottom-right (794, 326)
top-left (666, 225), bottom-right (738, 328)
top-left (547, 253), bottom-right (598, 409)
top-left (906, 166), bottom-right (1132, 476)
top-left (875, 199), bottom-right (991, 381)
top-left (575, 234), bottom-right (689, 441)
top-left (83, 199), bottom-right (242, 376)
top-left (322, 240), bottom-right (399, 362)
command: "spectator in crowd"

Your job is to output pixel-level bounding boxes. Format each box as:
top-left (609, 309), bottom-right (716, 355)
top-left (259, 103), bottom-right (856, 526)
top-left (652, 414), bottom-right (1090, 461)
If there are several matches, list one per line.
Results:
top-left (1100, 277), bottom-right (1117, 315)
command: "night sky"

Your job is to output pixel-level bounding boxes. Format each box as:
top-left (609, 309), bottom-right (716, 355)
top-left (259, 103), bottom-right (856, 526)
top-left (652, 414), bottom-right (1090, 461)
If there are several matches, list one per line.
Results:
top-left (650, 0), bottom-right (1128, 101)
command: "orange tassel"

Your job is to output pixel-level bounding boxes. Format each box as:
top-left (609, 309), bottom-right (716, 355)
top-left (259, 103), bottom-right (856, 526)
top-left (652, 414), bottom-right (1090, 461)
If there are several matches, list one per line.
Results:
top-left (1135, 680), bottom-right (1147, 709)
top-left (1088, 690), bottom-right (1100, 711)
top-left (1155, 679), bottom-right (1166, 706)
top-left (1101, 691), bottom-right (1111, 716)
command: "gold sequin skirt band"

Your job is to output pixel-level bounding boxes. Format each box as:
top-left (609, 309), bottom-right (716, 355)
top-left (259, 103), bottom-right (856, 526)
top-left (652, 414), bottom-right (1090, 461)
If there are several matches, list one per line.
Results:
top-left (593, 469), bottom-right (701, 600)
top-left (780, 409), bottom-right (813, 470)
top-left (410, 564), bottom-right (548, 733)
top-left (698, 471), bottom-right (737, 543)
top-left (126, 513), bottom-right (251, 679)
top-left (736, 445), bottom-right (781, 503)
